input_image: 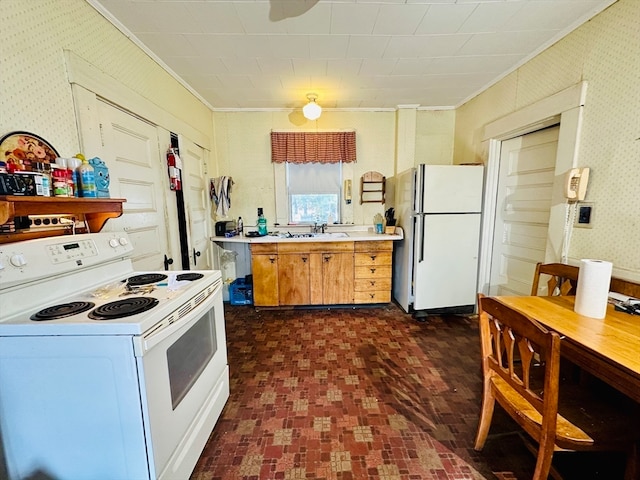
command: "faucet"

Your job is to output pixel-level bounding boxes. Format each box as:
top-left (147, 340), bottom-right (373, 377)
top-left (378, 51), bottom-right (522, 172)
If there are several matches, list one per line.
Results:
top-left (311, 222), bottom-right (327, 234)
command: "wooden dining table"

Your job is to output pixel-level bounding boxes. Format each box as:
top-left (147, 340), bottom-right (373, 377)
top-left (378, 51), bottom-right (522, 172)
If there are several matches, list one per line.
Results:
top-left (494, 295), bottom-right (640, 403)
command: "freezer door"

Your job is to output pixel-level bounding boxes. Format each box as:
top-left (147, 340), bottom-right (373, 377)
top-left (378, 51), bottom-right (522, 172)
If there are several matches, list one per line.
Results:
top-left (420, 165), bottom-right (484, 213)
top-left (413, 213), bottom-right (481, 310)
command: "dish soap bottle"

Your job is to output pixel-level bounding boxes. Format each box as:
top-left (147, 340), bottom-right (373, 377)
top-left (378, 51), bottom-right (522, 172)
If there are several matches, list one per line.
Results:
top-left (237, 216), bottom-right (244, 235)
top-left (257, 208), bottom-right (267, 236)
top-left (78, 157), bottom-right (97, 198)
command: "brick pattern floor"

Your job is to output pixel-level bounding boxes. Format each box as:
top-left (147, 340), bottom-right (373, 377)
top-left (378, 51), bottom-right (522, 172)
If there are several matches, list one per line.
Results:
top-left (190, 304), bottom-right (628, 480)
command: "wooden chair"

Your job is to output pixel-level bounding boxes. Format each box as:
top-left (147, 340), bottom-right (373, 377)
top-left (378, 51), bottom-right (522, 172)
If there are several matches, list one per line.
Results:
top-left (474, 294), bottom-right (639, 480)
top-left (531, 262), bottom-right (579, 296)
top-left (610, 277), bottom-right (640, 299)
top-left (532, 261), bottom-right (640, 299)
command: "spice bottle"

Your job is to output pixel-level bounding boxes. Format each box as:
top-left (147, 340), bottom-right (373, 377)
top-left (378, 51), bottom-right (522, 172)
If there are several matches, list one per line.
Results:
top-left (51, 165), bottom-right (69, 197)
top-left (33, 162), bottom-right (51, 197)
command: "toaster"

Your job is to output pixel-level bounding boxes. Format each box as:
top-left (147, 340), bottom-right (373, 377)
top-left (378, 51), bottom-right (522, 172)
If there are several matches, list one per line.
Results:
top-left (215, 221), bottom-right (236, 236)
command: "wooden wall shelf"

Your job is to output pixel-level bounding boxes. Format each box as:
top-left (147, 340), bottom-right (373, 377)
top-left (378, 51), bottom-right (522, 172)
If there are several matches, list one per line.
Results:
top-left (0, 196), bottom-right (126, 243)
top-left (360, 171), bottom-right (385, 204)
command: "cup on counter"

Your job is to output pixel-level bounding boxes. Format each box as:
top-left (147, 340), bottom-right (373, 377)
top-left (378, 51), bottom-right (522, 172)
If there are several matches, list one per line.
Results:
top-left (375, 223), bottom-right (383, 234)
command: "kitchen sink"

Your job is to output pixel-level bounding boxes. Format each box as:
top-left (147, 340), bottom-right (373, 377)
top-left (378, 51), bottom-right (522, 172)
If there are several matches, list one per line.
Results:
top-left (311, 232), bottom-right (349, 238)
top-left (279, 232), bottom-right (349, 239)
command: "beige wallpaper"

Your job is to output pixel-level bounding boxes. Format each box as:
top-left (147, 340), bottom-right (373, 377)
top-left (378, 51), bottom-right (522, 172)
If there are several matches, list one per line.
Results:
top-left (212, 110), bottom-right (399, 227)
top-left (1, 0), bottom-right (213, 159)
top-left (211, 108), bottom-right (458, 227)
top-left (454, 0), bottom-right (640, 277)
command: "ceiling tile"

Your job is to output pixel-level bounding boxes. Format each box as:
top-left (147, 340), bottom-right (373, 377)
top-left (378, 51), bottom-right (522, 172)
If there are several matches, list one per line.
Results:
top-left (415, 4), bottom-right (476, 35)
top-left (372, 4), bottom-right (429, 35)
top-left (330, 3), bottom-right (380, 35)
top-left (184, 3), bottom-right (245, 34)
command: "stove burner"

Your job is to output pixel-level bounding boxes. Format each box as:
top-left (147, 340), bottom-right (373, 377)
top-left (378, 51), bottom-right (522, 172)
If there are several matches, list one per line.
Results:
top-left (88, 297), bottom-right (159, 320)
top-left (176, 273), bottom-right (204, 281)
top-left (31, 302), bottom-right (96, 321)
top-left (126, 273), bottom-right (168, 286)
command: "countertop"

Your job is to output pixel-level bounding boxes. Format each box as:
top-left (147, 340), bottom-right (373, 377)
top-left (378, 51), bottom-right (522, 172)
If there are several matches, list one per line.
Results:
top-left (211, 226), bottom-right (403, 244)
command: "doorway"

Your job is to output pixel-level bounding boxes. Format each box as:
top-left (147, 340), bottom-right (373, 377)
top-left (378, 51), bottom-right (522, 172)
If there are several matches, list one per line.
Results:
top-left (477, 82), bottom-right (587, 296)
top-left (488, 126), bottom-right (559, 295)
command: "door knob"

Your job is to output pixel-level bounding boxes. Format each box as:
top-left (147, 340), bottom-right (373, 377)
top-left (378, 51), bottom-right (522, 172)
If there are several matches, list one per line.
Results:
top-left (193, 249), bottom-right (201, 265)
top-left (164, 254), bottom-right (174, 270)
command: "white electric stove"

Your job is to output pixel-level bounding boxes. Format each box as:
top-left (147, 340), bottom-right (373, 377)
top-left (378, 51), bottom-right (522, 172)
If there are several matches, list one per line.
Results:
top-left (0, 232), bottom-right (229, 480)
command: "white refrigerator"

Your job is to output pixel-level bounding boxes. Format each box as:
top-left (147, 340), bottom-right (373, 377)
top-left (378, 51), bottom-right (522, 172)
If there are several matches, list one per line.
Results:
top-left (391, 165), bottom-right (484, 314)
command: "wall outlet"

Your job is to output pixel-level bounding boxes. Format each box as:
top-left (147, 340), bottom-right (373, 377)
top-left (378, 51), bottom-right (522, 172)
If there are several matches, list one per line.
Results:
top-left (575, 202), bottom-right (595, 228)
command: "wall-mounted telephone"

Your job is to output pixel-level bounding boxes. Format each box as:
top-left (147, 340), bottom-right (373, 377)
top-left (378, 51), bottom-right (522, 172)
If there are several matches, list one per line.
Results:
top-left (565, 167), bottom-right (590, 201)
top-left (344, 179), bottom-right (352, 204)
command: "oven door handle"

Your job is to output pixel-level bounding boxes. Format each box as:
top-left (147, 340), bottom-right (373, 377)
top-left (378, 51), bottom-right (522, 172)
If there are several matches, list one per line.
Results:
top-left (133, 278), bottom-right (222, 356)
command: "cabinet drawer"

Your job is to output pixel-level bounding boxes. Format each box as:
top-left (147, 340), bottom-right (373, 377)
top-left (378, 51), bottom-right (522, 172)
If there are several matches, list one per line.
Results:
top-left (354, 252), bottom-right (392, 266)
top-left (354, 241), bottom-right (393, 252)
top-left (278, 242), bottom-right (353, 254)
top-left (251, 243), bottom-right (277, 254)
top-left (354, 278), bottom-right (391, 291)
top-left (354, 265), bottom-right (391, 279)
top-left (354, 290), bottom-right (391, 303)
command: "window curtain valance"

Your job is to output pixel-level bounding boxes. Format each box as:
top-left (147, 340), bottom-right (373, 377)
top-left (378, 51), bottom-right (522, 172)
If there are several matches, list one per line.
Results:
top-left (271, 131), bottom-right (356, 164)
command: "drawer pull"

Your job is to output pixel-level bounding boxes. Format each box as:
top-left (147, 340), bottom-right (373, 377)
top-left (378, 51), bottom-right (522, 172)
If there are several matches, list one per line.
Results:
top-left (324, 255), bottom-right (332, 262)
top-left (302, 257), bottom-right (308, 263)
top-left (370, 255), bottom-right (377, 261)
top-left (370, 293), bottom-right (375, 299)
top-left (370, 268), bottom-right (376, 274)
top-left (269, 257), bottom-right (276, 264)
top-left (370, 281), bottom-right (376, 286)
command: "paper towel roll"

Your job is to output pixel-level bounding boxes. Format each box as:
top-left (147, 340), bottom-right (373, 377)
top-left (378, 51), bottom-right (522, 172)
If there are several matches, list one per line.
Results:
top-left (574, 259), bottom-right (613, 319)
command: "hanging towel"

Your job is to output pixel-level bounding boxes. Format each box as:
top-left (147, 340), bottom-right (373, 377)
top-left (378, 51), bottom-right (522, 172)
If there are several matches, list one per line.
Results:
top-left (211, 176), bottom-right (234, 217)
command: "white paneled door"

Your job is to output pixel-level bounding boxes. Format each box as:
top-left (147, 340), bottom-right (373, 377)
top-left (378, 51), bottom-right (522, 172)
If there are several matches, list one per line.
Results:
top-left (489, 126), bottom-right (559, 296)
top-left (95, 101), bottom-right (172, 271)
top-left (180, 136), bottom-right (212, 270)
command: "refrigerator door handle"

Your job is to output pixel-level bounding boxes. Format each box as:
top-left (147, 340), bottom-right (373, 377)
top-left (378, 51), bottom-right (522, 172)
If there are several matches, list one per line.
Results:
top-left (416, 214), bottom-right (425, 263)
top-left (416, 165), bottom-right (425, 213)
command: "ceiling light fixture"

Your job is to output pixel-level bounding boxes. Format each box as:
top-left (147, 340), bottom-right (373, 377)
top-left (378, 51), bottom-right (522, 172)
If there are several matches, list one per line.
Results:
top-left (302, 93), bottom-right (322, 120)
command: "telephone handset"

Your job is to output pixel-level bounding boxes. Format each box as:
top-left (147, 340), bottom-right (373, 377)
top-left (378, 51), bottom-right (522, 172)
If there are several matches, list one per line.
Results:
top-left (344, 179), bottom-right (352, 204)
top-left (565, 167), bottom-right (590, 201)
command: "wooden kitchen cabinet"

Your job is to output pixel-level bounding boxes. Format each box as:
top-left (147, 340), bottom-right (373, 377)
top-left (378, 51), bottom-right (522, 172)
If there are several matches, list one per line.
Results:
top-left (278, 253), bottom-right (311, 305)
top-left (251, 244), bottom-right (279, 306)
top-left (316, 251), bottom-right (354, 305)
top-left (354, 241), bottom-right (393, 303)
top-left (279, 242), bottom-right (354, 306)
top-left (251, 240), bottom-right (391, 307)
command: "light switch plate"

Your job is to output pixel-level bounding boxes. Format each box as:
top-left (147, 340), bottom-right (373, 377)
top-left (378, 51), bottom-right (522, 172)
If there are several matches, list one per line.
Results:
top-left (575, 202), bottom-right (594, 228)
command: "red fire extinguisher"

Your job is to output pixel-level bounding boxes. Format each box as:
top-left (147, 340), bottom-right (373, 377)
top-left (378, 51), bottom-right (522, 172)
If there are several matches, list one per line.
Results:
top-left (167, 148), bottom-right (182, 191)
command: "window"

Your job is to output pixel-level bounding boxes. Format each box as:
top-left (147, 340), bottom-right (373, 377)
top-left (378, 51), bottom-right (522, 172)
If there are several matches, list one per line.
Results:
top-left (287, 162), bottom-right (341, 224)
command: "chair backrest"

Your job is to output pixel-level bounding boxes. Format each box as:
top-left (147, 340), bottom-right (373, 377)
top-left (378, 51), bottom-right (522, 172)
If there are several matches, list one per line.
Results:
top-left (609, 277), bottom-right (640, 299)
top-left (477, 294), bottom-right (562, 440)
top-left (531, 262), bottom-right (579, 296)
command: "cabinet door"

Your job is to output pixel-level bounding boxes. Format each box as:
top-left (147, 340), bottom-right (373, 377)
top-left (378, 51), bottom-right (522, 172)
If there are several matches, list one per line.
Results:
top-left (321, 252), bottom-right (354, 304)
top-left (252, 254), bottom-right (279, 306)
top-left (278, 254), bottom-right (310, 305)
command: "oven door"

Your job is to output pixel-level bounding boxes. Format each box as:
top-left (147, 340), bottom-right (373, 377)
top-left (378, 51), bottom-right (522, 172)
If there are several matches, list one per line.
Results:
top-left (135, 280), bottom-right (229, 480)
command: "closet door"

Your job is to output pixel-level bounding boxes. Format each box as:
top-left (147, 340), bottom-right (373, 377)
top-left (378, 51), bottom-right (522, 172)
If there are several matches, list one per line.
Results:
top-left (180, 136), bottom-right (212, 270)
top-left (79, 99), bottom-right (173, 271)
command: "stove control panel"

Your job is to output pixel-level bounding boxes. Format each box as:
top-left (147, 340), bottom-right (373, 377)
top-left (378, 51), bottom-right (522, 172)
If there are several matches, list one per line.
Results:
top-left (47, 239), bottom-right (98, 264)
top-left (0, 232), bottom-right (134, 290)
